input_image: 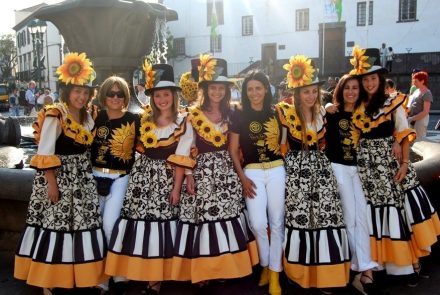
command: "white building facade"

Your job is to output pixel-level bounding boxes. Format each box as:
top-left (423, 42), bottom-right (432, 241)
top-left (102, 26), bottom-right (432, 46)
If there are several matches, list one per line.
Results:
top-left (163, 0), bottom-right (439, 80)
top-left (14, 4), bottom-right (64, 92)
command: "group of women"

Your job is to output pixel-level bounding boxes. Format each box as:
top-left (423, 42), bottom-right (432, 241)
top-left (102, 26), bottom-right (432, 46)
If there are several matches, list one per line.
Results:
top-left (14, 47), bottom-right (440, 295)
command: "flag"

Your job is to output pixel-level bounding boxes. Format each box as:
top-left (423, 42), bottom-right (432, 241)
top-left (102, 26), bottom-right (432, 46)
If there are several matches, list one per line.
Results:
top-left (335, 0), bottom-right (343, 22)
top-left (210, 1), bottom-right (218, 38)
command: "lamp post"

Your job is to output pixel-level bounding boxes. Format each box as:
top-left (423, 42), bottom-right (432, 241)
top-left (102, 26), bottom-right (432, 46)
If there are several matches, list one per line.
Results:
top-left (28, 19), bottom-right (47, 90)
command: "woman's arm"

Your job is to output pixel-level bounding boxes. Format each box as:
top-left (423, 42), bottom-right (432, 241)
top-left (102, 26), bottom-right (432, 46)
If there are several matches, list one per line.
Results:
top-left (169, 166), bottom-right (185, 205)
top-left (394, 137), bottom-right (410, 183)
top-left (229, 132), bottom-right (256, 198)
top-left (408, 100), bottom-right (431, 122)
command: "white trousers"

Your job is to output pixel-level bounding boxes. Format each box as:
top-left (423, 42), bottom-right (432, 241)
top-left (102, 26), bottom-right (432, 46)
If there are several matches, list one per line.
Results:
top-left (331, 163), bottom-right (378, 272)
top-left (244, 165), bottom-right (286, 272)
top-left (93, 170), bottom-right (129, 244)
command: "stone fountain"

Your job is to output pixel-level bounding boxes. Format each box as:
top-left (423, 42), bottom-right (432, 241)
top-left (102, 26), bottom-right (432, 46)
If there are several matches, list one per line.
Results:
top-left (0, 0), bottom-right (177, 250)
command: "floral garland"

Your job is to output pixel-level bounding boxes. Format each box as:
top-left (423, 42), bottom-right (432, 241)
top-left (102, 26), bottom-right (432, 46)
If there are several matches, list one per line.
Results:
top-left (278, 102), bottom-right (318, 146)
top-left (352, 105), bottom-right (373, 133)
top-left (64, 113), bottom-right (93, 145)
top-left (139, 106), bottom-right (158, 148)
top-left (190, 107), bottom-right (227, 147)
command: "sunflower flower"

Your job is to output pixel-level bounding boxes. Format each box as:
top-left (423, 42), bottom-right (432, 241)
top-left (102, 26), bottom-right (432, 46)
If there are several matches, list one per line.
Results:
top-left (141, 133), bottom-right (158, 148)
top-left (283, 55), bottom-right (315, 88)
top-left (211, 130), bottom-right (227, 147)
top-left (143, 60), bottom-right (156, 90)
top-left (350, 126), bottom-right (360, 148)
top-left (349, 46), bottom-right (371, 75)
top-left (198, 54), bottom-right (217, 81)
top-left (140, 121), bottom-right (156, 135)
top-left (180, 72), bottom-right (198, 102)
top-left (56, 52), bottom-right (95, 86)
top-left (200, 121), bottom-right (214, 138)
top-left (305, 129), bottom-right (318, 146)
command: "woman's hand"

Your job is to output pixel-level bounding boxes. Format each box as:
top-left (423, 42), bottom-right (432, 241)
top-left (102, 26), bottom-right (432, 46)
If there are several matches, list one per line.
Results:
top-left (325, 103), bottom-right (338, 114)
top-left (394, 162), bottom-right (408, 183)
top-left (392, 141), bottom-right (402, 162)
top-left (47, 181), bottom-right (60, 203)
top-left (185, 174), bottom-right (195, 195)
top-left (241, 176), bottom-right (257, 198)
top-left (169, 187), bottom-right (181, 205)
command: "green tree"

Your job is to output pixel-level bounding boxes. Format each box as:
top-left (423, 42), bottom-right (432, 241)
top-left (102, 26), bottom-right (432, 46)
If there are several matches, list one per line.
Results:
top-left (0, 34), bottom-right (17, 82)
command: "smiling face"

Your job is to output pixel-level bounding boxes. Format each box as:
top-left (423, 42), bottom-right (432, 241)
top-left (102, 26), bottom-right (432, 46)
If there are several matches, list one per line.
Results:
top-left (361, 73), bottom-right (380, 97)
top-left (207, 83), bottom-right (226, 104)
top-left (105, 84), bottom-right (125, 112)
top-left (246, 79), bottom-right (266, 110)
top-left (343, 78), bottom-right (360, 108)
top-left (68, 86), bottom-right (90, 112)
top-left (153, 88), bottom-right (174, 113)
top-left (298, 84), bottom-right (319, 109)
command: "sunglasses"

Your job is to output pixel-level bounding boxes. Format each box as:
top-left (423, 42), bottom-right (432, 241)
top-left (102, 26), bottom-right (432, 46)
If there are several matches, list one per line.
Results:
top-left (106, 90), bottom-right (125, 99)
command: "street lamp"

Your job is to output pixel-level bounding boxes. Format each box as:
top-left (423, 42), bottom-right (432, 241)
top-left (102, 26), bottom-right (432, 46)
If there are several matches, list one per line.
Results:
top-left (28, 19), bottom-right (47, 89)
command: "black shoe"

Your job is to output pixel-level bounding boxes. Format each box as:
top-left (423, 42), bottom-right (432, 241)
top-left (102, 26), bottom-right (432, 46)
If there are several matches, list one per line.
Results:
top-left (112, 281), bottom-right (128, 295)
top-left (360, 273), bottom-right (382, 295)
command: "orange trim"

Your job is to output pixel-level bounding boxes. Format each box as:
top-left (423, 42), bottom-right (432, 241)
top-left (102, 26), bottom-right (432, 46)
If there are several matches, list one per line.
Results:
top-left (394, 128), bottom-right (416, 144)
top-left (171, 240), bottom-right (259, 283)
top-left (283, 257), bottom-right (350, 288)
top-left (14, 256), bottom-right (108, 288)
top-left (370, 237), bottom-right (418, 266)
top-left (167, 154), bottom-right (196, 169)
top-left (411, 213), bottom-right (440, 250)
top-left (105, 252), bottom-right (174, 281)
top-left (30, 154), bottom-right (61, 170)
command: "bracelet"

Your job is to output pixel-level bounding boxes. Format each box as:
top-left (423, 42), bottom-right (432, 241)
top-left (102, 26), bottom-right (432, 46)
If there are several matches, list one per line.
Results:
top-left (402, 160), bottom-right (410, 164)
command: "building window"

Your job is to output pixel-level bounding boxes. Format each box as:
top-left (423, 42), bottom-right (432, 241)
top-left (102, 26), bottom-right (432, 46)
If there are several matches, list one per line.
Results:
top-left (357, 2), bottom-right (367, 26)
top-left (19, 55), bottom-right (23, 72)
top-left (399, 0), bottom-right (417, 21)
top-left (207, 0), bottom-right (224, 26)
top-left (210, 34), bottom-right (222, 53)
top-left (296, 9), bottom-right (309, 31)
top-left (368, 1), bottom-right (373, 25)
top-left (27, 30), bottom-right (30, 45)
top-left (173, 38), bottom-right (185, 56)
top-left (242, 15), bottom-right (253, 36)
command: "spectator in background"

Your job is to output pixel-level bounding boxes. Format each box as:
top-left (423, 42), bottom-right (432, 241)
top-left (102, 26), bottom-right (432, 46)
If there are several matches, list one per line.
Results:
top-left (385, 78), bottom-right (398, 96)
top-left (326, 76), bottom-right (337, 94)
top-left (135, 82), bottom-right (149, 106)
top-left (43, 88), bottom-right (54, 106)
top-left (9, 86), bottom-right (20, 116)
top-left (408, 71), bottom-right (432, 141)
top-left (386, 47), bottom-right (395, 72)
top-left (24, 81), bottom-right (37, 115)
top-left (379, 43), bottom-right (388, 68)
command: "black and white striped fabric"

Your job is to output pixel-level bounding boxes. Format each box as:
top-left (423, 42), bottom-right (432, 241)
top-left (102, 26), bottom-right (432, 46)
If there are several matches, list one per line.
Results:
top-left (284, 227), bottom-right (350, 265)
top-left (108, 218), bottom-right (177, 258)
top-left (16, 225), bottom-right (106, 263)
top-left (174, 211), bottom-right (254, 258)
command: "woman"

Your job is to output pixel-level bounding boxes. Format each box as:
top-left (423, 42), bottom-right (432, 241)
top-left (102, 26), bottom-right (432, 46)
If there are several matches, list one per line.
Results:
top-left (325, 74), bottom-right (379, 293)
top-left (14, 53), bottom-right (107, 290)
top-left (105, 63), bottom-right (194, 294)
top-left (229, 70), bottom-right (285, 295)
top-left (90, 76), bottom-right (140, 292)
top-left (172, 55), bottom-right (258, 285)
top-left (408, 71), bottom-right (432, 141)
top-left (276, 55), bottom-right (350, 291)
top-left (350, 46), bottom-right (440, 282)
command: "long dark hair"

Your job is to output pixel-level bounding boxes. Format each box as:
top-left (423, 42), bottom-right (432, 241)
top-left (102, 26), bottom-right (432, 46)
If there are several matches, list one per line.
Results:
top-left (60, 84), bottom-right (93, 124)
top-left (199, 82), bottom-right (231, 120)
top-left (332, 74), bottom-right (362, 112)
top-left (359, 72), bottom-right (388, 116)
top-left (241, 70), bottom-right (273, 115)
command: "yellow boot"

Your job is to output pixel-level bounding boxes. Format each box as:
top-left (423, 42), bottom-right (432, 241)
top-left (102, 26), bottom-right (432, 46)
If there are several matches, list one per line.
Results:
top-left (258, 266), bottom-right (269, 287)
top-left (269, 270), bottom-right (282, 295)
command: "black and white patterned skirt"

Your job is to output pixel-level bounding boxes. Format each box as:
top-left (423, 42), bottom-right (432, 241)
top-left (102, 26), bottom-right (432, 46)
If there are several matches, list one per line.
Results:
top-left (283, 149), bottom-right (350, 288)
top-left (15, 152), bottom-right (107, 288)
top-left (106, 154), bottom-right (178, 281)
top-left (172, 150), bottom-right (259, 283)
top-left (357, 136), bottom-right (440, 272)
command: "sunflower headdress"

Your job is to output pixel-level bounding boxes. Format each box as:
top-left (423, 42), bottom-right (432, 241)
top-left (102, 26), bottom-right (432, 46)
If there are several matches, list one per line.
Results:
top-left (349, 45), bottom-right (388, 76)
top-left (56, 52), bottom-right (96, 87)
top-left (282, 55), bottom-right (323, 89)
top-left (179, 71), bottom-right (199, 102)
top-left (141, 62), bottom-right (181, 95)
top-left (197, 54), bottom-right (232, 86)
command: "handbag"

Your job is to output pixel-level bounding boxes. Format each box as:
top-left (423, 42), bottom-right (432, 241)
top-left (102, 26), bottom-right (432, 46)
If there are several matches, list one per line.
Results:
top-left (94, 176), bottom-right (116, 196)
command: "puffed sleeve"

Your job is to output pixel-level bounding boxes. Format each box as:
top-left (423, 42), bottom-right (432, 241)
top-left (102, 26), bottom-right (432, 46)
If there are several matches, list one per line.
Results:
top-left (30, 116), bottom-right (62, 170)
top-left (167, 119), bottom-right (196, 169)
top-left (394, 105), bottom-right (416, 143)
